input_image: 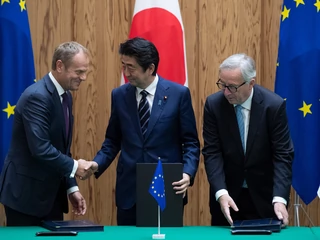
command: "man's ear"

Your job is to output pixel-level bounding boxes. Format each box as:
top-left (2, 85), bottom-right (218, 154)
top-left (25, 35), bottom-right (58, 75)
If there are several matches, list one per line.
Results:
top-left (250, 78), bottom-right (255, 86)
top-left (148, 63), bottom-right (155, 75)
top-left (56, 60), bottom-right (64, 73)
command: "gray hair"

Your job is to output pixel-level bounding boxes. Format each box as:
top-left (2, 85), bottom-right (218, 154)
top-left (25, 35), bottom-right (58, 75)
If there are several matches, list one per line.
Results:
top-left (51, 41), bottom-right (89, 70)
top-left (219, 53), bottom-right (256, 82)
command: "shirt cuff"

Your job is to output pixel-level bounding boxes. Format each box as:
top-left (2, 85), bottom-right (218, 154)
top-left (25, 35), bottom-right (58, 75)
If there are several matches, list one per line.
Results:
top-left (67, 186), bottom-right (79, 195)
top-left (215, 189), bottom-right (229, 201)
top-left (272, 196), bottom-right (287, 205)
top-left (70, 159), bottom-right (78, 178)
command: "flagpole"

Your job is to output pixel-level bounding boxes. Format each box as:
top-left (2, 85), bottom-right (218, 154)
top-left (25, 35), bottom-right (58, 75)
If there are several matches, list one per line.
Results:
top-left (152, 205), bottom-right (165, 239)
top-left (294, 191), bottom-right (300, 226)
top-left (158, 205), bottom-right (160, 235)
top-left (151, 158), bottom-right (165, 239)
top-left (293, 191), bottom-right (314, 227)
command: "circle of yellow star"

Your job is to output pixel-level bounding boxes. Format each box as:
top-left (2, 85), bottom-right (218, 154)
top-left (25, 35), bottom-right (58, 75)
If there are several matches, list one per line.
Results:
top-left (1, 0), bottom-right (10, 6)
top-left (281, 6), bottom-right (290, 21)
top-left (315, 0), bottom-right (320, 12)
top-left (299, 101), bottom-right (312, 117)
top-left (19, 0), bottom-right (26, 12)
top-left (294, 0), bottom-right (305, 7)
top-left (3, 102), bottom-right (16, 119)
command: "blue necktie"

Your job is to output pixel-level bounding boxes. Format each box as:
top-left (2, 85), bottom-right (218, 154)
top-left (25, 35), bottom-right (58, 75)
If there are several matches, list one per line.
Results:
top-left (62, 92), bottom-right (69, 137)
top-left (138, 90), bottom-right (150, 137)
top-left (235, 105), bottom-right (245, 151)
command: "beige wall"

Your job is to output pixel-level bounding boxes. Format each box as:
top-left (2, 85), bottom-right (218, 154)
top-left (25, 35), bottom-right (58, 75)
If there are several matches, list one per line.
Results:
top-left (1, 0), bottom-right (319, 226)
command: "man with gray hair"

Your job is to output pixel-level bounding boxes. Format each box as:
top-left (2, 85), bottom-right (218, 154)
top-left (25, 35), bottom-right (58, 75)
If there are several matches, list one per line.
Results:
top-left (202, 53), bottom-right (293, 226)
top-left (0, 41), bottom-right (97, 226)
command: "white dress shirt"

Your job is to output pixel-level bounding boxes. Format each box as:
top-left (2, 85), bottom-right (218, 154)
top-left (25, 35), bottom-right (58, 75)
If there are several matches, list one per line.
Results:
top-left (136, 75), bottom-right (158, 110)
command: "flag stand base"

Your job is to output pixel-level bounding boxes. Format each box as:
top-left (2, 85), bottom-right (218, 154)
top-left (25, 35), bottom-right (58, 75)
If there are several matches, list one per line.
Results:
top-left (292, 191), bottom-right (314, 227)
top-left (152, 234), bottom-right (165, 239)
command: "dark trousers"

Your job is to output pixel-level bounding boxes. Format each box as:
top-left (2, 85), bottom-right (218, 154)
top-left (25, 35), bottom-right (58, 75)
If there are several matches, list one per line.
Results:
top-left (211, 188), bottom-right (260, 226)
top-left (5, 195), bottom-right (63, 226)
top-left (117, 205), bottom-right (136, 226)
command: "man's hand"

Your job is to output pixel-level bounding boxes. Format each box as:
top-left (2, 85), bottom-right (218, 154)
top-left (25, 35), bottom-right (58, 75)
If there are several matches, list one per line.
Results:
top-left (172, 173), bottom-right (190, 197)
top-left (274, 202), bottom-right (289, 226)
top-left (68, 191), bottom-right (87, 216)
top-left (218, 194), bottom-right (239, 225)
top-left (76, 159), bottom-right (98, 180)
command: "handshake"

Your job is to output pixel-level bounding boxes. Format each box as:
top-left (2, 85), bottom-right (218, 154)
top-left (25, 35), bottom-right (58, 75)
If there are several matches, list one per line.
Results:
top-left (75, 159), bottom-right (99, 180)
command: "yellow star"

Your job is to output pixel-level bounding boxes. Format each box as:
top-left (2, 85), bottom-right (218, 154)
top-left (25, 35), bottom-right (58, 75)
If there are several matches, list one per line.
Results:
top-left (277, 62), bottom-right (279, 67)
top-left (19, 0), bottom-right (26, 11)
top-left (315, 0), bottom-right (320, 12)
top-left (1, 0), bottom-right (10, 5)
top-left (34, 79), bottom-right (37, 82)
top-left (281, 6), bottom-right (290, 21)
top-left (2, 102), bottom-right (16, 119)
top-left (294, 0), bottom-right (305, 7)
top-left (299, 101), bottom-right (312, 117)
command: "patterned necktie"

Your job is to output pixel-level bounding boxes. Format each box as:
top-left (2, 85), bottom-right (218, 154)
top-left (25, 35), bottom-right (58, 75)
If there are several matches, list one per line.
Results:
top-left (138, 90), bottom-right (150, 137)
top-left (62, 92), bottom-right (69, 137)
top-left (235, 105), bottom-right (245, 151)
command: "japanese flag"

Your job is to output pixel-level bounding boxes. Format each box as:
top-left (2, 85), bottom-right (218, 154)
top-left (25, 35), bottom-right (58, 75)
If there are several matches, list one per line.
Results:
top-left (121, 0), bottom-right (188, 86)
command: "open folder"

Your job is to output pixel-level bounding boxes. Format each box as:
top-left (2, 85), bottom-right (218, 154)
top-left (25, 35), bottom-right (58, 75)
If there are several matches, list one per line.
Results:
top-left (42, 220), bottom-right (104, 232)
top-left (231, 218), bottom-right (282, 232)
top-left (136, 162), bottom-right (183, 227)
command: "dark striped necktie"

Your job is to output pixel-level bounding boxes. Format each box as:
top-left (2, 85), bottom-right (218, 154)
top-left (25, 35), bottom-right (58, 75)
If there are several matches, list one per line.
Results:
top-left (138, 90), bottom-right (150, 137)
top-left (61, 92), bottom-right (69, 137)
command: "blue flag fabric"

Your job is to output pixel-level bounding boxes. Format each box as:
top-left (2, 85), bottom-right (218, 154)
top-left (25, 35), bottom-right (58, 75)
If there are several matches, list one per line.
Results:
top-left (0, 0), bottom-right (35, 173)
top-left (149, 160), bottom-right (166, 211)
top-left (274, 0), bottom-right (320, 205)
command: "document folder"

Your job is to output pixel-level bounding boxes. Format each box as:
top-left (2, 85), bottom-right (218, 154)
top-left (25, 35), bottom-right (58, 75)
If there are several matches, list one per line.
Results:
top-left (231, 218), bottom-right (282, 232)
top-left (42, 220), bottom-right (104, 232)
top-left (136, 162), bottom-right (183, 227)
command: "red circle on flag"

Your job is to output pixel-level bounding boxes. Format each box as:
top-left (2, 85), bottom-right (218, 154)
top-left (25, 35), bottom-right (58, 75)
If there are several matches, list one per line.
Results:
top-left (128, 8), bottom-right (186, 85)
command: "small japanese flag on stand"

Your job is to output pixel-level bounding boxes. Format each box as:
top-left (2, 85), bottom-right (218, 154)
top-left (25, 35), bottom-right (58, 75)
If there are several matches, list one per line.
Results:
top-left (121, 0), bottom-right (187, 87)
top-left (149, 158), bottom-right (166, 239)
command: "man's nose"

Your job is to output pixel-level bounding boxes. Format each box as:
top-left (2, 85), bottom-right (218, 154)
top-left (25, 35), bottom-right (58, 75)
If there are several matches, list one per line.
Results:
top-left (123, 67), bottom-right (131, 77)
top-left (80, 72), bottom-right (87, 81)
top-left (224, 87), bottom-right (232, 95)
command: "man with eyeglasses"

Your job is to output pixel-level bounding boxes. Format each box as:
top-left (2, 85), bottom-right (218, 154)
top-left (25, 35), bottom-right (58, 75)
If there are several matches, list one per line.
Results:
top-left (202, 53), bottom-right (294, 227)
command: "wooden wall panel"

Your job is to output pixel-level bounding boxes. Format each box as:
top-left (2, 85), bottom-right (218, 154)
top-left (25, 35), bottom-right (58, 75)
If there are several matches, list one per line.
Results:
top-left (66, 0), bottom-right (134, 225)
top-left (260, 0), bottom-right (282, 89)
top-left (178, 0), bottom-right (200, 226)
top-left (1, 0), bottom-right (319, 227)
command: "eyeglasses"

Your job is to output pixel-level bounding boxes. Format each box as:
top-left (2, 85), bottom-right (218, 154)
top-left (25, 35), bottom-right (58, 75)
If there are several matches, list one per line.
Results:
top-left (216, 80), bottom-right (246, 93)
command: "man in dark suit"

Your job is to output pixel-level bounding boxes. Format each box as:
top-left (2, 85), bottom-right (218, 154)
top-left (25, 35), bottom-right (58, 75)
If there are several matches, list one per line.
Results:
top-left (92, 37), bottom-right (200, 225)
top-left (202, 53), bottom-right (294, 226)
top-left (0, 41), bottom-right (98, 226)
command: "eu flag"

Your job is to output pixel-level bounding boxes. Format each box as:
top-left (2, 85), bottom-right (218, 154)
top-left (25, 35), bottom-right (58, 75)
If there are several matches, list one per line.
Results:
top-left (0, 0), bottom-right (35, 173)
top-left (274, 0), bottom-right (320, 204)
top-left (149, 160), bottom-right (166, 211)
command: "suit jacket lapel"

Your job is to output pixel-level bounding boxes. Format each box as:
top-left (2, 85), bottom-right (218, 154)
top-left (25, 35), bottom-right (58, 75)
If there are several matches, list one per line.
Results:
top-left (44, 75), bottom-right (68, 146)
top-left (246, 87), bottom-right (263, 158)
top-left (125, 84), bottom-right (143, 140)
top-left (144, 80), bottom-right (166, 140)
